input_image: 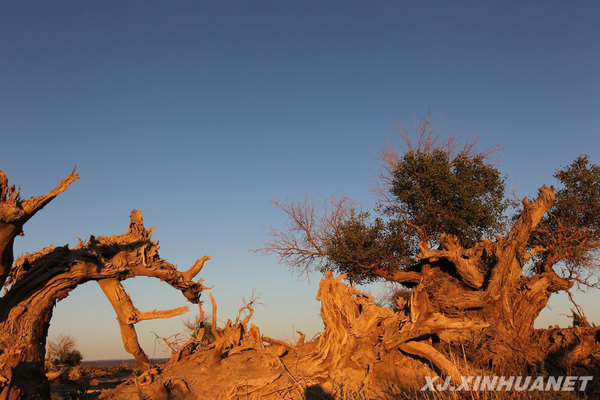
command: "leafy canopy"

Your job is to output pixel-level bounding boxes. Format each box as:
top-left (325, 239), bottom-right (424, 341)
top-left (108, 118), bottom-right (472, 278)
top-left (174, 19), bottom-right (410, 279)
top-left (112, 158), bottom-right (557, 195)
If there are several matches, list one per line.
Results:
top-left (387, 147), bottom-right (506, 245)
top-left (264, 119), bottom-right (600, 287)
top-left (325, 122), bottom-right (507, 282)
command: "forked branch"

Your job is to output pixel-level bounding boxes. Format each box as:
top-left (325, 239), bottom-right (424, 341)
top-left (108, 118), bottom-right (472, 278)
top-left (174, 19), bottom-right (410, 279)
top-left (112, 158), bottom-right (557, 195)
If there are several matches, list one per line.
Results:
top-left (0, 169), bottom-right (79, 289)
top-left (21, 168), bottom-right (80, 219)
top-left (184, 255), bottom-right (211, 281)
top-left (260, 196), bottom-right (349, 275)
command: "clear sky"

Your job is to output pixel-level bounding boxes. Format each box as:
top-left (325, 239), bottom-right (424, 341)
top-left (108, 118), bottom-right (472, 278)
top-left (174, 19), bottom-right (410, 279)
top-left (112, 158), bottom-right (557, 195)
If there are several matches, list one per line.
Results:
top-left (1, 1), bottom-right (599, 360)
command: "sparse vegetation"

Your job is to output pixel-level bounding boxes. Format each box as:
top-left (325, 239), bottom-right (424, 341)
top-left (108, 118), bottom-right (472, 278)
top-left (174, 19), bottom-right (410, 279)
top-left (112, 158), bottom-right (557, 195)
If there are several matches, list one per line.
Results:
top-left (182, 314), bottom-right (216, 345)
top-left (47, 334), bottom-right (79, 365)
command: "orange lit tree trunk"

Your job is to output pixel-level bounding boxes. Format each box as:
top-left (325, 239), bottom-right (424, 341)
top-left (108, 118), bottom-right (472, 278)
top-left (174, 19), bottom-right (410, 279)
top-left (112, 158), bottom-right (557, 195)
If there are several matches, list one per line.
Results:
top-left (384, 186), bottom-right (575, 367)
top-left (0, 171), bottom-right (209, 399)
top-left (265, 187), bottom-right (589, 371)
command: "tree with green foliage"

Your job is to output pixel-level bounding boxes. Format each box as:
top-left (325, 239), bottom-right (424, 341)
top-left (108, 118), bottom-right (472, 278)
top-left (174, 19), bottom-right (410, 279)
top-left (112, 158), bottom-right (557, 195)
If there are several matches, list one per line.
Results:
top-left (263, 118), bottom-right (600, 367)
top-left (59, 350), bottom-right (82, 367)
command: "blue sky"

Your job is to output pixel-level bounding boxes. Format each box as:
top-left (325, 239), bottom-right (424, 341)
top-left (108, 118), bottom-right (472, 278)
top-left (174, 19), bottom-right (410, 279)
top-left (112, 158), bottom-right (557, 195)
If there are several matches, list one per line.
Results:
top-left (1, 1), bottom-right (599, 360)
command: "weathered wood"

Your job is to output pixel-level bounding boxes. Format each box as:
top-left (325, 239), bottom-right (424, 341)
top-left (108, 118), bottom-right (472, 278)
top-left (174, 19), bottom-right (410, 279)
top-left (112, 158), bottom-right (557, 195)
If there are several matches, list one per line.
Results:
top-left (0, 170), bottom-right (210, 399)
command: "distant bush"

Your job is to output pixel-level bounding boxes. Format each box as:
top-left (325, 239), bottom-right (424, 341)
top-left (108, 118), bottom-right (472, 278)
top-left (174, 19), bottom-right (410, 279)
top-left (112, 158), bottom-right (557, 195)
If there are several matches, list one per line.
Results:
top-left (47, 334), bottom-right (83, 366)
top-left (60, 350), bottom-right (83, 366)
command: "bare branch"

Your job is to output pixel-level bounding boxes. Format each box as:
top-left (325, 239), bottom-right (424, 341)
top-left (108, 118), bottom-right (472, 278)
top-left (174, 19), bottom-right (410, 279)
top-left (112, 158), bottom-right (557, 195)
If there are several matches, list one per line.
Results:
top-left (234, 290), bottom-right (260, 326)
top-left (259, 196), bottom-right (349, 276)
top-left (209, 292), bottom-right (219, 339)
top-left (136, 306), bottom-right (189, 322)
top-left (21, 167), bottom-right (80, 219)
top-left (46, 334), bottom-right (76, 362)
top-left (98, 278), bottom-right (190, 368)
top-left (504, 186), bottom-right (555, 252)
top-left (295, 330), bottom-right (306, 346)
top-left (152, 331), bottom-right (183, 354)
top-left (0, 169), bottom-right (79, 289)
top-left (183, 255), bottom-right (211, 281)
top-left (97, 279), bottom-right (151, 368)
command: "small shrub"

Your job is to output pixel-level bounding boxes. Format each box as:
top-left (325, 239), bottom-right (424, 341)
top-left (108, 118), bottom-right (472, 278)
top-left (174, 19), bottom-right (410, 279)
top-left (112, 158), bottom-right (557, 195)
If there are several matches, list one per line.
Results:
top-left (59, 350), bottom-right (83, 366)
top-left (47, 334), bottom-right (83, 366)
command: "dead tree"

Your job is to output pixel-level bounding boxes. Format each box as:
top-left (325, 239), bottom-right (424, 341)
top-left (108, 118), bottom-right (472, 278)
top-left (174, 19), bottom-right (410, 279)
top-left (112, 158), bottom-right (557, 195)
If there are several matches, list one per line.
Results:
top-left (100, 272), bottom-right (492, 399)
top-left (0, 170), bottom-right (209, 399)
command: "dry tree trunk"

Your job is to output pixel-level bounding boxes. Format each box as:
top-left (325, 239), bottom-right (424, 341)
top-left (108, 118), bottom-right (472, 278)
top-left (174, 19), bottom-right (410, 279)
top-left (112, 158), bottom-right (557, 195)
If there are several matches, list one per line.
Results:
top-left (0, 171), bottom-right (210, 399)
top-left (98, 278), bottom-right (189, 369)
top-left (264, 186), bottom-right (587, 372)
top-left (110, 272), bottom-right (489, 398)
top-left (388, 186), bottom-right (576, 368)
top-left (98, 255), bottom-right (211, 369)
top-left (295, 272), bottom-right (486, 394)
top-left (99, 265), bottom-right (598, 399)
